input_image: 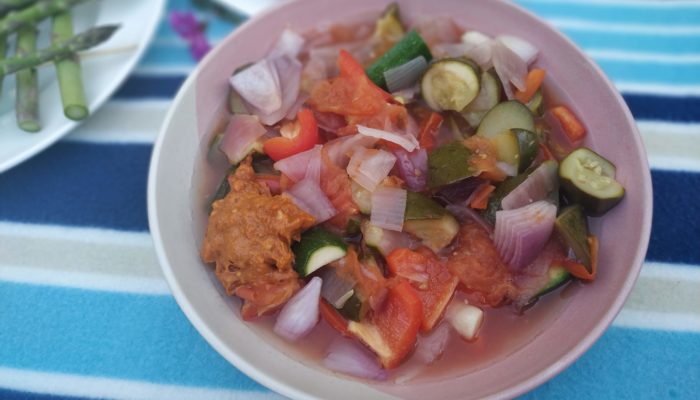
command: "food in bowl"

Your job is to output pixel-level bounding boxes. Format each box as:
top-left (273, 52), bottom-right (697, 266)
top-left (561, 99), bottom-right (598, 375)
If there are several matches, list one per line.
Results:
top-left (199, 3), bottom-right (625, 381)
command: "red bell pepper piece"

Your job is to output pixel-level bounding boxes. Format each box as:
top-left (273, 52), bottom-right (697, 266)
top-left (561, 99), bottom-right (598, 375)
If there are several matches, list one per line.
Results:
top-left (263, 108), bottom-right (319, 161)
top-left (418, 112), bottom-right (444, 151)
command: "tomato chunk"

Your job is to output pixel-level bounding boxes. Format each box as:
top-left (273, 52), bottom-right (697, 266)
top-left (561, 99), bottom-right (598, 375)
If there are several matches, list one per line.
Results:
top-left (387, 247), bottom-right (459, 332)
top-left (348, 280), bottom-right (423, 369)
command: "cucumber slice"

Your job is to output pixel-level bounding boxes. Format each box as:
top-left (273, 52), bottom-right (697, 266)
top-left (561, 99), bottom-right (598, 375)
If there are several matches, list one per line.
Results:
top-left (482, 172), bottom-right (528, 225)
top-left (464, 69), bottom-right (502, 113)
top-left (351, 181), bottom-right (372, 214)
top-left (293, 228), bottom-right (348, 277)
top-left (338, 291), bottom-right (367, 322)
top-left (476, 100), bottom-right (535, 139)
top-left (428, 141), bottom-right (475, 188)
top-left (559, 148), bottom-right (625, 217)
top-left (555, 205), bottom-right (591, 272)
top-left (366, 30), bottom-right (432, 89)
top-left (535, 264), bottom-right (571, 298)
top-left (405, 191), bottom-right (447, 220)
top-left (512, 128), bottom-right (539, 172)
top-left (421, 58), bottom-right (480, 112)
top-left (403, 213), bottom-right (460, 252)
top-left (490, 130), bottom-right (520, 168)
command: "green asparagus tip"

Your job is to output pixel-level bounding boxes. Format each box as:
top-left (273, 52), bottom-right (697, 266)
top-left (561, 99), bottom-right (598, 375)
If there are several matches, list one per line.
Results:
top-left (19, 120), bottom-right (40, 133)
top-left (65, 104), bottom-right (88, 120)
top-left (91, 24), bottom-right (121, 42)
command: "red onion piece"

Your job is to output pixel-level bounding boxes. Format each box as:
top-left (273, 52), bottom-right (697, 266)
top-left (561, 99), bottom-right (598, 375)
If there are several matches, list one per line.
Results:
top-left (494, 201), bottom-right (557, 271)
top-left (370, 186), bottom-right (407, 232)
top-left (392, 148), bottom-right (428, 192)
top-left (230, 58), bottom-right (282, 115)
top-left (273, 147), bottom-right (315, 183)
top-left (286, 178), bottom-right (337, 223)
top-left (218, 115), bottom-right (267, 164)
top-left (268, 29), bottom-right (305, 59)
top-left (314, 111), bottom-right (347, 135)
top-left (324, 134), bottom-right (378, 168)
top-left (257, 56), bottom-right (303, 125)
top-left (357, 125), bottom-right (419, 152)
top-left (434, 177), bottom-right (485, 205)
top-left (501, 161), bottom-right (558, 210)
top-left (319, 268), bottom-right (356, 309)
top-left (347, 148), bottom-right (397, 192)
top-left (305, 145), bottom-right (323, 183)
top-left (497, 35), bottom-right (538, 66)
top-left (446, 204), bottom-right (493, 234)
top-left (384, 56), bottom-right (428, 93)
top-left (492, 39), bottom-right (528, 98)
top-left (496, 161), bottom-right (518, 177)
top-left (415, 323), bottom-right (451, 364)
top-left (273, 277), bottom-right (322, 342)
top-left (323, 337), bottom-right (388, 381)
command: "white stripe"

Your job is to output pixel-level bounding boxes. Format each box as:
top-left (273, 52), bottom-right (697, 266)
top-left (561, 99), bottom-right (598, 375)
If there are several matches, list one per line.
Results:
top-left (587, 49), bottom-right (700, 64)
top-left (641, 261), bottom-right (700, 282)
top-left (548, 17), bottom-right (700, 35)
top-left (0, 264), bottom-right (171, 295)
top-left (64, 100), bottom-right (171, 144)
top-left (613, 310), bottom-right (700, 332)
top-left (638, 121), bottom-right (700, 172)
top-left (0, 221), bottom-right (152, 247)
top-left (615, 81), bottom-right (700, 96)
top-left (0, 367), bottom-right (284, 400)
top-left (523, 0), bottom-right (700, 10)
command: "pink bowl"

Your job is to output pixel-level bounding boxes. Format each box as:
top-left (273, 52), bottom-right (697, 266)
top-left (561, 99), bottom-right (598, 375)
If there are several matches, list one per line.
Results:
top-left (148, 0), bottom-right (653, 398)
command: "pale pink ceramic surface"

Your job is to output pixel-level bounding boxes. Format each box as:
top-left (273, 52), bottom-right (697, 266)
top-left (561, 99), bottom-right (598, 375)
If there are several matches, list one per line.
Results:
top-left (149, 0), bottom-right (653, 399)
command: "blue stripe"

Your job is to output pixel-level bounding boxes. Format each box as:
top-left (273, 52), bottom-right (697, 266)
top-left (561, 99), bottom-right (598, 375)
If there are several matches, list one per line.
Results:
top-left (0, 142), bottom-right (150, 232)
top-left (0, 389), bottom-right (94, 400)
top-left (0, 141), bottom-right (698, 265)
top-left (516, 0), bottom-right (700, 26)
top-left (0, 281), bottom-right (698, 398)
top-left (0, 282), bottom-right (265, 392)
top-left (113, 74), bottom-right (700, 123)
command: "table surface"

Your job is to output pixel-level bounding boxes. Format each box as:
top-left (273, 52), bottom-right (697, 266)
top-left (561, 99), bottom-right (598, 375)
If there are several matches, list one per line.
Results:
top-left (0, 0), bottom-right (698, 399)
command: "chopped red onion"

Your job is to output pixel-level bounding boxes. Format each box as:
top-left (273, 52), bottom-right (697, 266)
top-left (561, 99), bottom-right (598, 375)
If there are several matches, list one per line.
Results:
top-left (286, 178), bottom-right (337, 223)
top-left (415, 323), bottom-right (451, 364)
top-left (218, 115), bottom-right (267, 164)
top-left (494, 201), bottom-right (557, 270)
top-left (319, 268), bottom-right (356, 309)
top-left (445, 300), bottom-right (484, 341)
top-left (497, 35), bottom-right (538, 66)
top-left (230, 58), bottom-right (282, 115)
top-left (496, 161), bottom-right (518, 177)
top-left (268, 29), bottom-right (305, 59)
top-left (304, 145), bottom-right (323, 183)
top-left (391, 84), bottom-right (420, 103)
top-left (273, 147), bottom-right (315, 182)
top-left (357, 125), bottom-right (419, 152)
top-left (492, 39), bottom-right (528, 98)
top-left (257, 56), bottom-right (303, 125)
top-left (323, 337), bottom-right (388, 381)
top-left (501, 161), bottom-right (558, 210)
top-left (314, 111), bottom-right (346, 134)
top-left (370, 186), bottom-right (407, 232)
top-left (347, 148), bottom-right (397, 192)
top-left (392, 148), bottom-right (428, 192)
top-left (273, 277), bottom-right (322, 342)
top-left (285, 93), bottom-right (309, 121)
top-left (324, 134), bottom-right (378, 168)
top-left (544, 110), bottom-right (583, 160)
top-left (384, 56), bottom-right (428, 93)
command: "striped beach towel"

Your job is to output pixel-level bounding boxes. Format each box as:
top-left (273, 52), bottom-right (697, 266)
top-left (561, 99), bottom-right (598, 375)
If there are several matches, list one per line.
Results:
top-left (0, 0), bottom-right (698, 399)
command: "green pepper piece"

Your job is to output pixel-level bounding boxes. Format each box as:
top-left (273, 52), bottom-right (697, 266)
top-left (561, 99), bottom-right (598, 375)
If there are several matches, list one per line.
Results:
top-left (405, 191), bottom-right (447, 220)
top-left (428, 141), bottom-right (474, 188)
top-left (554, 205), bottom-right (592, 272)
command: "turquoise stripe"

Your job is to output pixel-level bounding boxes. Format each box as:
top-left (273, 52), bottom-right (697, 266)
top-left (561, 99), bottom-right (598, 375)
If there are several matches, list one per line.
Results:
top-left (0, 281), bottom-right (698, 397)
top-left (516, 0), bottom-right (700, 25)
top-left (0, 282), bottom-right (265, 392)
top-left (142, 43), bottom-right (197, 66)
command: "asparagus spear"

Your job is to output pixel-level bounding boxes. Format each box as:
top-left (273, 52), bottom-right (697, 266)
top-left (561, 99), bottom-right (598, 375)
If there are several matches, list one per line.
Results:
top-left (15, 25), bottom-right (39, 132)
top-left (53, 11), bottom-right (86, 120)
top-left (0, 0), bottom-right (36, 17)
top-left (0, 0), bottom-right (88, 37)
top-left (0, 24), bottom-right (119, 76)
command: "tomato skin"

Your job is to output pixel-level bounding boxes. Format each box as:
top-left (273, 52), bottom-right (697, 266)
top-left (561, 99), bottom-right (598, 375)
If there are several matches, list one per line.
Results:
top-left (319, 298), bottom-right (351, 337)
top-left (386, 248), bottom-right (459, 332)
top-left (418, 112), bottom-right (444, 151)
top-left (263, 108), bottom-right (319, 161)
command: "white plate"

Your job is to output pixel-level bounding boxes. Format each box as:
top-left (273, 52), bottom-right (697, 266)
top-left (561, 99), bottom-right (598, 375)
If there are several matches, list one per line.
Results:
top-left (0, 0), bottom-right (165, 173)
top-left (211, 0), bottom-right (280, 16)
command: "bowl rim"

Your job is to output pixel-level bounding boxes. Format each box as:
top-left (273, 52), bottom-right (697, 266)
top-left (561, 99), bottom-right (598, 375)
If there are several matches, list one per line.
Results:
top-left (147, 0), bottom-right (653, 398)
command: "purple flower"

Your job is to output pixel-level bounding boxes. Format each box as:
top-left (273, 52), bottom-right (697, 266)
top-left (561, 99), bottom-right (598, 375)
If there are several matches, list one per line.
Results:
top-left (169, 10), bottom-right (201, 39)
top-left (190, 33), bottom-right (212, 61)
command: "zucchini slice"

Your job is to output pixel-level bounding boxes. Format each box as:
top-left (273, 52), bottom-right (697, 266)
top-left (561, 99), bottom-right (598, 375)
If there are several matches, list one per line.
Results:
top-left (512, 128), bottom-right (539, 172)
top-left (490, 130), bottom-right (520, 168)
top-left (403, 213), bottom-right (460, 252)
top-left (351, 181), bottom-right (372, 215)
top-left (534, 264), bottom-right (571, 299)
top-left (476, 100), bottom-right (535, 139)
top-left (525, 89), bottom-right (544, 116)
top-left (405, 191), bottom-right (447, 220)
top-left (293, 228), bottom-right (348, 277)
top-left (559, 148), bottom-right (624, 217)
top-left (421, 58), bottom-right (480, 112)
top-left (428, 141), bottom-right (475, 188)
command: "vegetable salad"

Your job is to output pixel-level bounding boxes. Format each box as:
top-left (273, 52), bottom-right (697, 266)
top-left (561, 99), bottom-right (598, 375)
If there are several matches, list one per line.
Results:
top-left (201, 3), bottom-right (625, 380)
